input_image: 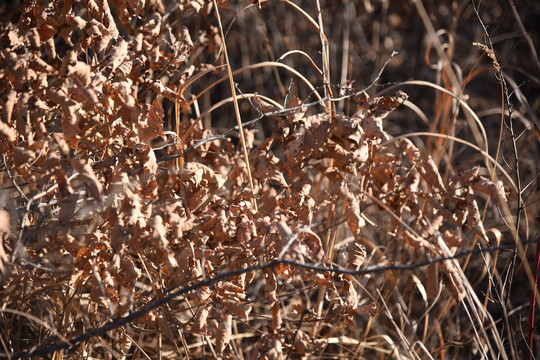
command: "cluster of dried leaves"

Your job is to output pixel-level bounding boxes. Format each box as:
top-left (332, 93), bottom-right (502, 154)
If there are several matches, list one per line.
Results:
top-left (0, 0), bottom-right (515, 359)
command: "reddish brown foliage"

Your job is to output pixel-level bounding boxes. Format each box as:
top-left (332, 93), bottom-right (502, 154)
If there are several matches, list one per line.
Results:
top-left (0, 1), bottom-right (532, 359)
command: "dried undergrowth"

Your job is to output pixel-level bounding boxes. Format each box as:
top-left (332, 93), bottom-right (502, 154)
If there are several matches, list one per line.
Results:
top-left (0, 0), bottom-right (539, 359)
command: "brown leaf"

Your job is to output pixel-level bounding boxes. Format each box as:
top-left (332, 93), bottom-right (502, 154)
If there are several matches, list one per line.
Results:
top-left (362, 115), bottom-right (389, 141)
top-left (151, 215), bottom-right (178, 268)
top-left (254, 334), bottom-right (283, 360)
top-left (131, 143), bottom-right (158, 176)
top-left (293, 330), bottom-right (311, 354)
top-left (401, 230), bottom-right (436, 252)
top-left (292, 329), bottom-right (327, 355)
top-left (466, 192), bottom-right (487, 241)
top-left (399, 138), bottom-right (421, 162)
top-left (12, 146), bottom-right (36, 167)
top-left (0, 210), bottom-right (10, 276)
top-left (299, 229), bottom-right (324, 262)
top-left (58, 51), bottom-right (92, 86)
top-left (2, 89), bottom-right (18, 124)
top-left (346, 242), bottom-right (366, 271)
top-left (271, 302), bottom-right (282, 332)
top-left (69, 158), bottom-right (103, 201)
top-left (148, 97), bottom-right (165, 138)
top-left (70, 246), bottom-right (92, 289)
top-left (263, 268), bottom-right (278, 303)
top-left (345, 196), bottom-right (365, 237)
top-left (370, 91), bottom-right (408, 118)
top-left (215, 312), bottom-right (232, 355)
top-left (470, 176), bottom-right (507, 208)
top-left (422, 155), bottom-right (446, 192)
top-left (157, 312), bottom-right (176, 344)
top-left (46, 88), bottom-right (81, 146)
top-left (146, 79), bottom-right (185, 104)
top-left (454, 166), bottom-right (480, 183)
top-left (190, 305), bottom-right (210, 335)
top-left (342, 275), bottom-right (358, 309)
top-left (127, 0), bottom-right (146, 15)
top-left (222, 299), bottom-right (252, 320)
top-left (86, 20), bottom-right (113, 57)
top-left (103, 39), bottom-right (128, 74)
top-left (100, 0), bottom-right (120, 39)
top-left (112, 80), bottom-right (137, 109)
top-left (30, 57), bottom-right (56, 75)
top-left (15, 92), bottom-right (31, 140)
top-left (434, 235), bottom-right (467, 300)
top-left (116, 258), bottom-right (141, 287)
top-left (183, 162), bottom-right (227, 189)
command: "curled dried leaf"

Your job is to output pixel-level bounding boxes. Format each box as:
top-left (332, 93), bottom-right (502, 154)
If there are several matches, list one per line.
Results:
top-left (222, 299), bottom-right (252, 320)
top-left (470, 176), bottom-right (507, 208)
top-left (270, 302), bottom-right (282, 332)
top-left (215, 313), bottom-right (232, 355)
top-left (345, 197), bottom-right (365, 238)
top-left (466, 192), bottom-right (488, 241)
top-left (146, 80), bottom-right (186, 104)
top-left (190, 305), bottom-right (211, 335)
top-left (434, 235), bottom-right (467, 300)
top-left (346, 242), bottom-right (367, 271)
top-left (70, 158), bottom-right (103, 200)
top-left (254, 334), bottom-right (283, 360)
top-left (0, 210), bottom-right (10, 275)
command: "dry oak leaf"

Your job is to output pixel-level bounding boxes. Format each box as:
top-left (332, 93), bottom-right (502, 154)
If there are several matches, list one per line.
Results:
top-left (370, 90), bottom-right (408, 118)
top-left (115, 257), bottom-right (142, 287)
top-left (190, 304), bottom-right (211, 335)
top-left (183, 162), bottom-right (227, 188)
top-left (345, 196), bottom-right (366, 238)
top-left (434, 235), bottom-right (467, 300)
top-left (466, 192), bottom-right (488, 241)
top-left (146, 79), bottom-right (186, 104)
top-left (221, 298), bottom-right (252, 320)
top-left (151, 214), bottom-right (179, 268)
top-left (298, 229), bottom-right (324, 262)
top-left (263, 268), bottom-right (278, 303)
top-left (422, 155), bottom-right (446, 192)
top-left (85, 20), bottom-right (113, 57)
top-left (157, 312), bottom-right (176, 345)
top-left (147, 97), bottom-right (165, 139)
top-left (341, 274), bottom-right (358, 309)
top-left (69, 158), bottom-right (103, 200)
top-left (127, 0), bottom-right (146, 15)
top-left (2, 89), bottom-right (18, 124)
top-left (216, 312), bottom-right (233, 355)
top-left (253, 334), bottom-right (283, 360)
top-left (169, 26), bottom-right (194, 65)
top-left (101, 39), bottom-right (128, 75)
top-left (0, 209), bottom-right (10, 276)
top-left (362, 115), bottom-right (389, 141)
top-left (46, 88), bottom-right (81, 146)
top-left (271, 302), bottom-right (282, 332)
top-left (112, 80), bottom-right (137, 109)
top-left (136, 98), bottom-right (165, 141)
top-left (293, 329), bottom-right (327, 355)
top-left (346, 242), bottom-right (367, 271)
top-left (12, 146), bottom-right (36, 167)
top-left (131, 143), bottom-right (158, 176)
top-left (216, 280), bottom-right (246, 299)
top-left (470, 176), bottom-right (507, 208)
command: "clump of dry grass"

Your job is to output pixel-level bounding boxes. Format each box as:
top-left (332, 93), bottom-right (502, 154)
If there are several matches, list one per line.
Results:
top-left (0, 0), bottom-right (538, 359)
